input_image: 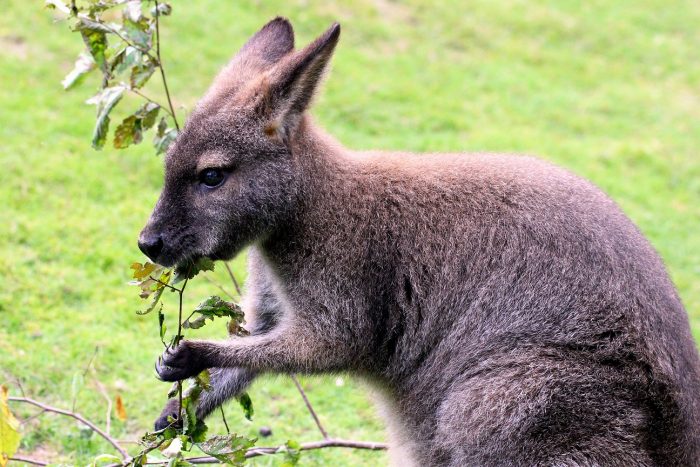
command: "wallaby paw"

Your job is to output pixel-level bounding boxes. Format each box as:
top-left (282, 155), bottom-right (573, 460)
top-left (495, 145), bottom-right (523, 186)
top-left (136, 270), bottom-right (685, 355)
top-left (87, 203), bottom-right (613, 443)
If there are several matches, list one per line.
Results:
top-left (154, 398), bottom-right (181, 431)
top-left (155, 340), bottom-right (209, 382)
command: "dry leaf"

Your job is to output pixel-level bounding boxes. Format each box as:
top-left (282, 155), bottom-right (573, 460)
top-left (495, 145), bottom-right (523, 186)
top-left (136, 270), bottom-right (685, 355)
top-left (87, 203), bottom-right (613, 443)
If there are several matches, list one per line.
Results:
top-left (0, 386), bottom-right (21, 467)
top-left (115, 394), bottom-right (127, 421)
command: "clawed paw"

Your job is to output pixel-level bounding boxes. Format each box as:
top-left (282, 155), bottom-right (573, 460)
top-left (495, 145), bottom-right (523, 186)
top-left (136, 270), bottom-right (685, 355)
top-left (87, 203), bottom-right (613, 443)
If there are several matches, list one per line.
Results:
top-left (155, 340), bottom-right (208, 382)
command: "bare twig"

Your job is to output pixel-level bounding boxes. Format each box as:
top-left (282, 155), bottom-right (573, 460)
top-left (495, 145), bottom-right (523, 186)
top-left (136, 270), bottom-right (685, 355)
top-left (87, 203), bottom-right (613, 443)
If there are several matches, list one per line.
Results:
top-left (154, 0), bottom-right (179, 131)
top-left (175, 268), bottom-right (192, 421)
top-left (201, 273), bottom-right (236, 301)
top-left (290, 375), bottom-right (329, 439)
top-left (219, 406), bottom-right (230, 434)
top-left (8, 397), bottom-right (129, 458)
top-left (129, 88), bottom-right (176, 120)
top-left (9, 456), bottom-right (49, 466)
top-left (73, 346), bottom-right (99, 412)
top-left (149, 275), bottom-right (180, 293)
top-left (19, 408), bottom-right (48, 426)
top-left (90, 371), bottom-right (113, 435)
top-left (13, 375), bottom-right (27, 398)
top-left (224, 262), bottom-right (242, 296)
top-left (195, 439), bottom-right (386, 463)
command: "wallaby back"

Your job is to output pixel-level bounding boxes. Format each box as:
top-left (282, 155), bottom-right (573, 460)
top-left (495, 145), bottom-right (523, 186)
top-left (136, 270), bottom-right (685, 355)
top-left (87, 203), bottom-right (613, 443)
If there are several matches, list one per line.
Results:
top-left (143, 18), bottom-right (700, 465)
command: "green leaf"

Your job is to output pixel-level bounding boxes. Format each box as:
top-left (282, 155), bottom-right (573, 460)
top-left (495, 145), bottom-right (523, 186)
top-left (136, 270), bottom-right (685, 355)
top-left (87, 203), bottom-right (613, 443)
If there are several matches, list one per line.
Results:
top-left (114, 115), bottom-right (142, 148)
top-left (130, 55), bottom-right (156, 89)
top-left (123, 16), bottom-right (152, 50)
top-left (114, 102), bottom-right (160, 149)
top-left (110, 46), bottom-right (141, 75)
top-left (138, 102), bottom-right (160, 130)
top-left (45, 0), bottom-right (71, 15)
top-left (153, 117), bottom-right (178, 155)
top-left (62, 52), bottom-right (95, 89)
top-left (0, 386), bottom-right (21, 467)
top-left (197, 434), bottom-right (256, 466)
top-left (152, 3), bottom-right (172, 16)
top-left (195, 369), bottom-right (211, 391)
top-left (182, 314), bottom-right (207, 329)
top-left (236, 392), bottom-right (254, 421)
top-left (189, 419), bottom-right (208, 443)
top-left (86, 85), bottom-right (125, 149)
top-left (171, 257), bottom-right (215, 284)
top-left (75, 18), bottom-right (111, 80)
top-left (159, 309), bottom-right (167, 341)
top-left (280, 440), bottom-right (301, 466)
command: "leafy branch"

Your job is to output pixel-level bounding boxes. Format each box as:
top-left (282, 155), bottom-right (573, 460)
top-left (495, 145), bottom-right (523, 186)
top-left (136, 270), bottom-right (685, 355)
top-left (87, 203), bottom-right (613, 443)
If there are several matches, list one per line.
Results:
top-left (0, 1), bottom-right (389, 465)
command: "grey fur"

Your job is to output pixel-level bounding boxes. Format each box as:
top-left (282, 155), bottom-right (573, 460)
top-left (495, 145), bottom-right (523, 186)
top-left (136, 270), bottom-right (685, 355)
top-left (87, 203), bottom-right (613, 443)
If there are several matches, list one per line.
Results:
top-left (141, 18), bottom-right (700, 465)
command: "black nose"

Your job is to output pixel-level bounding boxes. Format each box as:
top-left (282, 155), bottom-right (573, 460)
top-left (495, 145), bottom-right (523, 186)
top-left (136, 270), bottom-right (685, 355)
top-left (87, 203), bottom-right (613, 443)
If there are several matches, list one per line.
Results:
top-left (138, 234), bottom-right (163, 261)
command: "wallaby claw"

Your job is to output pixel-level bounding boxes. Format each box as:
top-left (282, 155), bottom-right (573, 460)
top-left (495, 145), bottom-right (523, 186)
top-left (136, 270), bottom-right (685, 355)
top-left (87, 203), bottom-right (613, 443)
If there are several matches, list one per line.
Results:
top-left (154, 340), bottom-right (207, 382)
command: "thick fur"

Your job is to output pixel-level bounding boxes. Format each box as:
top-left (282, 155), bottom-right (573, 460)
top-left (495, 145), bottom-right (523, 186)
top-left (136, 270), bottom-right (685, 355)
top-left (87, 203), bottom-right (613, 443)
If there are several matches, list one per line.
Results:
top-left (142, 18), bottom-right (700, 465)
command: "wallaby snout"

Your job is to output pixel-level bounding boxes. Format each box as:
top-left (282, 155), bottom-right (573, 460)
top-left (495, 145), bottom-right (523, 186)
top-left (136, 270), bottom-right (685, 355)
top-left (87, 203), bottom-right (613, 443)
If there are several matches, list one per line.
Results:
top-left (137, 231), bottom-right (163, 262)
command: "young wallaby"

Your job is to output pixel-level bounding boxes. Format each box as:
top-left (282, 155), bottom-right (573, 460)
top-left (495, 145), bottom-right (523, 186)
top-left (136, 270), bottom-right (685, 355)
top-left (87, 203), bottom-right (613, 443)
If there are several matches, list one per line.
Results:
top-left (139, 18), bottom-right (700, 465)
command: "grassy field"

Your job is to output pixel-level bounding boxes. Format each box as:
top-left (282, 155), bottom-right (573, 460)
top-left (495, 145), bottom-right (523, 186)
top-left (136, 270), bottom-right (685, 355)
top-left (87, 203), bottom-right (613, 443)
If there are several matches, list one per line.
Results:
top-left (1, 0), bottom-right (699, 465)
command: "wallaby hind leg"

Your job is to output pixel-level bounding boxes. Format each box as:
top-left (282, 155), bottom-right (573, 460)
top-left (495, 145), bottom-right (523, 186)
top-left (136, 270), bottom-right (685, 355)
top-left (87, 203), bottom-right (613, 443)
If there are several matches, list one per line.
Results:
top-left (429, 355), bottom-right (654, 466)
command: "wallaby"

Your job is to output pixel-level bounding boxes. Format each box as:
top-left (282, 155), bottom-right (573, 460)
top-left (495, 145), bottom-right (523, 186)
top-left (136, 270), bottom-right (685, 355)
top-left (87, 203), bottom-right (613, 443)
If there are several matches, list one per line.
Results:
top-left (139, 18), bottom-right (700, 465)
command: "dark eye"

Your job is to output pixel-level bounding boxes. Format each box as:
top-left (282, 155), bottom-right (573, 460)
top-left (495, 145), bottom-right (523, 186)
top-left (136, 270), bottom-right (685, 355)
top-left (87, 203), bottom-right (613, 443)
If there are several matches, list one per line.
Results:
top-left (199, 168), bottom-right (226, 188)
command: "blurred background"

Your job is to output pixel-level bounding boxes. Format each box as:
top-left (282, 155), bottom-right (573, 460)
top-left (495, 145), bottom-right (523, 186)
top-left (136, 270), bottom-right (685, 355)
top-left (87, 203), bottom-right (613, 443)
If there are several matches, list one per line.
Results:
top-left (1, 0), bottom-right (699, 465)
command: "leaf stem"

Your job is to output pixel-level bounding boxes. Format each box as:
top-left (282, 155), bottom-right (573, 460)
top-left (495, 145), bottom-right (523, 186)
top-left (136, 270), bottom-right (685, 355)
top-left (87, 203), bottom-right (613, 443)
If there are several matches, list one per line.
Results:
top-left (129, 88), bottom-right (176, 120)
top-left (154, 0), bottom-right (180, 131)
top-left (219, 406), bottom-right (230, 434)
top-left (175, 265), bottom-right (192, 423)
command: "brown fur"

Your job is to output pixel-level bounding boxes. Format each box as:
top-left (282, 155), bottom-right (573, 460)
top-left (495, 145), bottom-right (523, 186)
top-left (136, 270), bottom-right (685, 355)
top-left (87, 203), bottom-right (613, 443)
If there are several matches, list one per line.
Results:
top-left (140, 18), bottom-right (700, 465)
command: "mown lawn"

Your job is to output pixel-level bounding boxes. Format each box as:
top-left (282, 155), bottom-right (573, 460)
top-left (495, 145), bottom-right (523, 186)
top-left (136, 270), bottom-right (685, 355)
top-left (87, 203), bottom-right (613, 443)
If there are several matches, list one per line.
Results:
top-left (1, 0), bottom-right (699, 465)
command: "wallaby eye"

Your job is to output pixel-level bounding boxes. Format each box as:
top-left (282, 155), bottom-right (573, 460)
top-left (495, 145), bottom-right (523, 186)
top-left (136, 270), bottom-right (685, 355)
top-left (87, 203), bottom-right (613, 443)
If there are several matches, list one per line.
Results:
top-left (199, 168), bottom-right (226, 188)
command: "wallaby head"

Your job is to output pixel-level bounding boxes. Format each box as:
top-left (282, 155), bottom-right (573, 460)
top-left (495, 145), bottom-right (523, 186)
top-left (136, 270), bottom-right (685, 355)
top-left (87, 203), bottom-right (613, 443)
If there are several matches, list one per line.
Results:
top-left (138, 18), bottom-right (340, 267)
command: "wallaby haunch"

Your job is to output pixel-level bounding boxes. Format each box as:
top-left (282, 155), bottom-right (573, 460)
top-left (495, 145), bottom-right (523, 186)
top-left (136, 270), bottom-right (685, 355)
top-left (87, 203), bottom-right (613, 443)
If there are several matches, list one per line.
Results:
top-left (139, 18), bottom-right (700, 465)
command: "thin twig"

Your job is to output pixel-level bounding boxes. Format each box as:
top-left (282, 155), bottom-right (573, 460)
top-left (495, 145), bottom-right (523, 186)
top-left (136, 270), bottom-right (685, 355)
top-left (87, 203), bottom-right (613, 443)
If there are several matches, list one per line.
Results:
top-left (90, 17), bottom-right (154, 58)
top-left (90, 370), bottom-right (113, 435)
top-left (129, 88), bottom-right (176, 119)
top-left (197, 439), bottom-right (386, 463)
top-left (19, 408), bottom-right (47, 426)
top-left (219, 406), bottom-right (230, 434)
top-left (154, 0), bottom-right (179, 131)
top-left (112, 439), bottom-right (387, 467)
top-left (8, 397), bottom-right (129, 458)
top-left (9, 456), bottom-right (49, 466)
top-left (224, 262), bottom-right (242, 296)
top-left (175, 267), bottom-right (192, 422)
top-left (201, 273), bottom-right (236, 300)
top-left (73, 346), bottom-right (99, 412)
top-left (13, 376), bottom-right (27, 398)
top-left (290, 375), bottom-right (329, 439)
top-left (149, 275), bottom-right (180, 293)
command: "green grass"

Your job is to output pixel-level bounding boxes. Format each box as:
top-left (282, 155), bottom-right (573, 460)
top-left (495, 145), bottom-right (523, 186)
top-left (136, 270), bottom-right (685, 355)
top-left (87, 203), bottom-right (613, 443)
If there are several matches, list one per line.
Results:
top-left (1, 0), bottom-right (699, 465)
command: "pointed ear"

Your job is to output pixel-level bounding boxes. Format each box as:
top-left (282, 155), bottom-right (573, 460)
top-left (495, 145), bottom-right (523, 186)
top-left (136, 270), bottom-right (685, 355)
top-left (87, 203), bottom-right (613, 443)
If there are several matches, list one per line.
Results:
top-left (235, 17), bottom-right (295, 70)
top-left (259, 22), bottom-right (340, 142)
top-left (201, 18), bottom-right (294, 108)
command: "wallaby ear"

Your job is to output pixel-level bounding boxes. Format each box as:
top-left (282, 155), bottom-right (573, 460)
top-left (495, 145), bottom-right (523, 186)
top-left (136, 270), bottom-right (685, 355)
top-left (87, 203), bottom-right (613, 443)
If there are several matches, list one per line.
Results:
top-left (259, 22), bottom-right (341, 142)
top-left (236, 17), bottom-right (295, 70)
top-left (200, 18), bottom-right (294, 108)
